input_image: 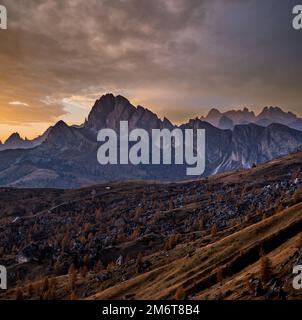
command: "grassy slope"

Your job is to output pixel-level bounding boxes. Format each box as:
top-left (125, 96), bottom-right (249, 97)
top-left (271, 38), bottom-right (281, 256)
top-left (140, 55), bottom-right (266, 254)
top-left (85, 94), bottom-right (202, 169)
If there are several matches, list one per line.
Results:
top-left (89, 203), bottom-right (302, 300)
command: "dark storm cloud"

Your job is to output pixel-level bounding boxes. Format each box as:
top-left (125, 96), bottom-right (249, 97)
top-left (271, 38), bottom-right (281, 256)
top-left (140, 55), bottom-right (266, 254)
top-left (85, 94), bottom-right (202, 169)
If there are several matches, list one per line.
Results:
top-left (0, 0), bottom-right (301, 129)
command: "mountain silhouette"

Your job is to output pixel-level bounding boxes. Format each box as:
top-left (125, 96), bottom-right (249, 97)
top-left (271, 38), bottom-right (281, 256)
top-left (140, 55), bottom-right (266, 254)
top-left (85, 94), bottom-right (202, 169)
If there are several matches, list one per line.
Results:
top-left (1, 94), bottom-right (302, 188)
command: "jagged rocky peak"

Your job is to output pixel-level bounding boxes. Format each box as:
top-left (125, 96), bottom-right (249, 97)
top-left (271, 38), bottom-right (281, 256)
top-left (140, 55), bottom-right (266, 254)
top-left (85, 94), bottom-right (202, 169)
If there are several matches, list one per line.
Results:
top-left (257, 106), bottom-right (298, 126)
top-left (223, 108), bottom-right (256, 125)
top-left (258, 106), bottom-right (296, 118)
top-left (201, 108), bottom-right (222, 127)
top-left (205, 108), bottom-right (222, 119)
top-left (44, 120), bottom-right (72, 143)
top-left (202, 107), bottom-right (257, 126)
top-left (206, 108), bottom-right (222, 117)
top-left (225, 107), bottom-right (255, 117)
top-left (85, 93), bottom-right (171, 131)
top-left (5, 132), bottom-right (24, 145)
top-left (259, 106), bottom-right (280, 116)
top-left (49, 120), bottom-right (71, 135)
top-left (85, 94), bottom-right (134, 130)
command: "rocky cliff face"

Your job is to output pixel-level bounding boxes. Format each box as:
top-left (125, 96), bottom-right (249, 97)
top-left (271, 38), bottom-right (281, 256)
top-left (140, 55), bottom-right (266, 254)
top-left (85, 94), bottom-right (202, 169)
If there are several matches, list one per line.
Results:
top-left (181, 120), bottom-right (302, 176)
top-left (0, 94), bottom-right (302, 188)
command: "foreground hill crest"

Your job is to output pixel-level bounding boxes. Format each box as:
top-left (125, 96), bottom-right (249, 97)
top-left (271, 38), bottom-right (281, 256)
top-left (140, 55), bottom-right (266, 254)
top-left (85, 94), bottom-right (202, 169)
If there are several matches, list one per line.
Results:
top-left (1, 151), bottom-right (302, 300)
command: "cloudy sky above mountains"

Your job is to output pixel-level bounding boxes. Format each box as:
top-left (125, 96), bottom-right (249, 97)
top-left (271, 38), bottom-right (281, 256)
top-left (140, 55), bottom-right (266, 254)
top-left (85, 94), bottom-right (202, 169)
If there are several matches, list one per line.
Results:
top-left (0, 0), bottom-right (301, 141)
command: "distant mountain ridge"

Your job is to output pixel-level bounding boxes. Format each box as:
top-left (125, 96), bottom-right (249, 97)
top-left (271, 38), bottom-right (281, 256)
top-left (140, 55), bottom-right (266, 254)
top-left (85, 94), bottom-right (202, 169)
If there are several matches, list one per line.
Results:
top-left (201, 106), bottom-right (302, 130)
top-left (0, 128), bottom-right (51, 151)
top-left (0, 94), bottom-right (302, 188)
top-left (2, 99), bottom-right (301, 151)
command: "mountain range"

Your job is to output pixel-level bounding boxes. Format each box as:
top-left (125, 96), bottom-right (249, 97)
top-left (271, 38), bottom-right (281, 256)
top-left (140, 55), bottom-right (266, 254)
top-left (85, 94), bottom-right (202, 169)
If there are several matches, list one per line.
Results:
top-left (1, 93), bottom-right (302, 188)
top-left (201, 106), bottom-right (302, 130)
top-left (0, 129), bottom-right (51, 152)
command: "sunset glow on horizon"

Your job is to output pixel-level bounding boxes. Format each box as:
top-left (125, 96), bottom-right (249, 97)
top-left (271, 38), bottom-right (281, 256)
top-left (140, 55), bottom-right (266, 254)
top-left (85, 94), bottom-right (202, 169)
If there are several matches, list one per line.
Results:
top-left (1, 0), bottom-right (301, 142)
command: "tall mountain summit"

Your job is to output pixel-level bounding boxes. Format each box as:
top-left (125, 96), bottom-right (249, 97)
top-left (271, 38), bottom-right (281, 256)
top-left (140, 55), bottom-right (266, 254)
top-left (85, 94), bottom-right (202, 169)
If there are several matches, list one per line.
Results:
top-left (85, 94), bottom-right (172, 132)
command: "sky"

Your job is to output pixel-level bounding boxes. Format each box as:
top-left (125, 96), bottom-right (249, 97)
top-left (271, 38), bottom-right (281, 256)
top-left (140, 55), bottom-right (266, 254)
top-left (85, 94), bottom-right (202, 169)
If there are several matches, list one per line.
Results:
top-left (0, 0), bottom-right (302, 142)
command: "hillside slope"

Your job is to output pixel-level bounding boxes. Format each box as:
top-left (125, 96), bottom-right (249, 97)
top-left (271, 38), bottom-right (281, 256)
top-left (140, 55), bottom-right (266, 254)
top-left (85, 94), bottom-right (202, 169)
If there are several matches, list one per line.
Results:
top-left (0, 151), bottom-right (302, 300)
top-left (88, 203), bottom-right (302, 300)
